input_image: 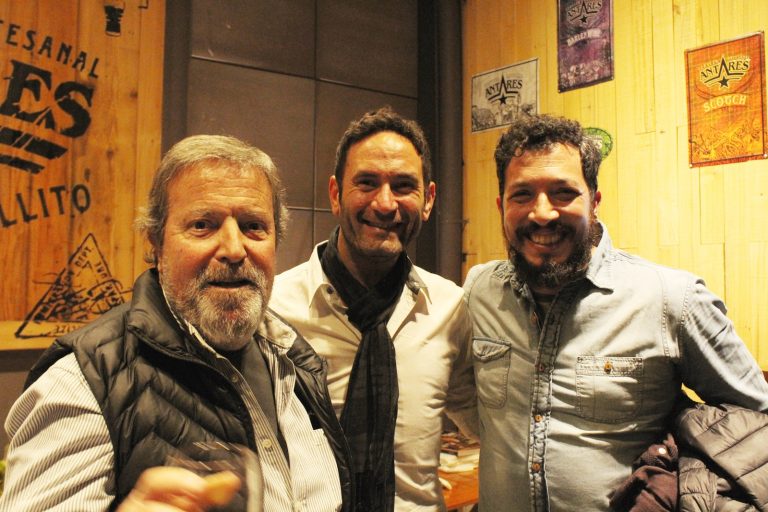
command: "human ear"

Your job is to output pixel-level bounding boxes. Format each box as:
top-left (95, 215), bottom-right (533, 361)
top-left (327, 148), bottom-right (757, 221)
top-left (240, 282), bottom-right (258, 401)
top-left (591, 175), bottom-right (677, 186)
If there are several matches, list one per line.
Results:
top-left (329, 176), bottom-right (341, 216)
top-left (421, 181), bottom-right (436, 221)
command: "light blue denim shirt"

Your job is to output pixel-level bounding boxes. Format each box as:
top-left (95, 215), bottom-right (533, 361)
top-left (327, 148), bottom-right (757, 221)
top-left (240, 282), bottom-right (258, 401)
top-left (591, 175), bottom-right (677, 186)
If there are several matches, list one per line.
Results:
top-left (463, 224), bottom-right (768, 512)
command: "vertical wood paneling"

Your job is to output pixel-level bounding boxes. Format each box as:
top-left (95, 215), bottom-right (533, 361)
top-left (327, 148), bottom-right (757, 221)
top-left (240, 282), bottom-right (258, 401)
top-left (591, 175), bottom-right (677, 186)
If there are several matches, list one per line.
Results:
top-left (651, 1), bottom-right (680, 249)
top-left (462, 0), bottom-right (507, 272)
top-left (630, 0), bottom-right (658, 135)
top-left (0, 0), bottom-right (165, 349)
top-left (134, 4), bottom-right (165, 277)
top-left (590, 81), bottom-right (618, 227)
top-left (725, 242), bottom-right (768, 362)
top-left (77, 0), bottom-right (138, 294)
top-left (463, 0), bottom-right (768, 367)
top-left (694, 0), bottom-right (721, 44)
top-left (0, 1), bottom-right (36, 319)
top-left (698, 165), bottom-right (726, 244)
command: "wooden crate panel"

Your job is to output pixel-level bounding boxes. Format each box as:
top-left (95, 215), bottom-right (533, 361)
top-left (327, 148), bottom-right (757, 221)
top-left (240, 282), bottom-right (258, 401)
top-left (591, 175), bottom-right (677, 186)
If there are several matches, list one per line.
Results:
top-left (0, 0), bottom-right (164, 349)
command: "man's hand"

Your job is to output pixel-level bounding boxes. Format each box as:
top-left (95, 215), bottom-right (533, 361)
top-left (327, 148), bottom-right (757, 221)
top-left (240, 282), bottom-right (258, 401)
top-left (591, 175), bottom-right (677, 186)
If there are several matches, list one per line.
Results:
top-left (117, 466), bottom-right (241, 511)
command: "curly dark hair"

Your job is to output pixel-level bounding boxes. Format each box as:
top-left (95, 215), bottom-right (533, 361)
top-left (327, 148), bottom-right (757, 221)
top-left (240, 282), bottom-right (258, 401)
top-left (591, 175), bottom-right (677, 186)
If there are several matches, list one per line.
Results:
top-left (334, 106), bottom-right (431, 188)
top-left (494, 113), bottom-right (601, 199)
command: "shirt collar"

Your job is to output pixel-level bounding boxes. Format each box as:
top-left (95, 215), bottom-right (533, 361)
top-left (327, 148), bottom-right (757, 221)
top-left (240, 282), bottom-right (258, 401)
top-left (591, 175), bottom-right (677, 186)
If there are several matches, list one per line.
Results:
top-left (307, 240), bottom-right (431, 307)
top-left (583, 222), bottom-right (614, 292)
top-left (406, 267), bottom-right (429, 300)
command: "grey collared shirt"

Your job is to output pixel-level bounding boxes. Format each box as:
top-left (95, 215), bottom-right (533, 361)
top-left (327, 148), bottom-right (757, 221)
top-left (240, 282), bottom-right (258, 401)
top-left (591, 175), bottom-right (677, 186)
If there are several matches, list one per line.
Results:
top-left (464, 224), bottom-right (768, 512)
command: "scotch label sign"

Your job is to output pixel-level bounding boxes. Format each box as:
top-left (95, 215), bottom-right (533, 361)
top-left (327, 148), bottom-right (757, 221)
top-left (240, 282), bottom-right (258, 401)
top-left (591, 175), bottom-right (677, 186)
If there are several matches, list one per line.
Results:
top-left (685, 32), bottom-right (767, 167)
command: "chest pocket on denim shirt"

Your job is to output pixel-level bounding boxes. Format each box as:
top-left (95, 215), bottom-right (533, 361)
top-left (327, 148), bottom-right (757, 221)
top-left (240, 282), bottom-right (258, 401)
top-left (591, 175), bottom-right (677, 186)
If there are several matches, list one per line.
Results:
top-left (576, 356), bottom-right (643, 423)
top-left (473, 338), bottom-right (511, 409)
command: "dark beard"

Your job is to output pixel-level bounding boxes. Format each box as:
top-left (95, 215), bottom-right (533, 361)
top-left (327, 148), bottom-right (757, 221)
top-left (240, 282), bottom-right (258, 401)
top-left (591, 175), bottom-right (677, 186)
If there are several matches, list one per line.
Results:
top-left (508, 219), bottom-right (602, 291)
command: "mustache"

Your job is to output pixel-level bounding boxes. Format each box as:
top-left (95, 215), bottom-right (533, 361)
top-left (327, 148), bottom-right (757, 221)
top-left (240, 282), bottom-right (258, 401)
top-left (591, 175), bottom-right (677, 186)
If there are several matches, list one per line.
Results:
top-left (514, 220), bottom-right (574, 239)
top-left (198, 263), bottom-right (265, 288)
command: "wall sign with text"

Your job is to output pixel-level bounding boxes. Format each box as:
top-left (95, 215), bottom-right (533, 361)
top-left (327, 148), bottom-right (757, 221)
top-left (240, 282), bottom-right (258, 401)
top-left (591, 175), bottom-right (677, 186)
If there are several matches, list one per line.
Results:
top-left (685, 32), bottom-right (767, 167)
top-left (557, 0), bottom-right (614, 92)
top-left (0, 1), bottom-right (164, 349)
top-left (471, 58), bottom-right (539, 133)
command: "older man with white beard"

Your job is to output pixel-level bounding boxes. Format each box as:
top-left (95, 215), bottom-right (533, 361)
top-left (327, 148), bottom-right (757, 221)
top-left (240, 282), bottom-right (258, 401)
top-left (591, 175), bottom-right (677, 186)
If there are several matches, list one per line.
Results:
top-left (0, 135), bottom-right (351, 512)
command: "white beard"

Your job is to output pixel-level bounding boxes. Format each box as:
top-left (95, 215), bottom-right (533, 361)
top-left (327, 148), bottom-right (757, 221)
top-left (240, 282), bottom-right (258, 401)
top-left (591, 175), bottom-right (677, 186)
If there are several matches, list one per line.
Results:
top-left (160, 262), bottom-right (270, 352)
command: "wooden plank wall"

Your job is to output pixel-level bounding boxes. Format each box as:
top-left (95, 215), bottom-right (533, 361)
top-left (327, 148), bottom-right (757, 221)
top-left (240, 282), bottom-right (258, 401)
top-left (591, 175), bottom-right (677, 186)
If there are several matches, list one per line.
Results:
top-left (462, 0), bottom-right (768, 368)
top-left (0, 0), bottom-right (164, 349)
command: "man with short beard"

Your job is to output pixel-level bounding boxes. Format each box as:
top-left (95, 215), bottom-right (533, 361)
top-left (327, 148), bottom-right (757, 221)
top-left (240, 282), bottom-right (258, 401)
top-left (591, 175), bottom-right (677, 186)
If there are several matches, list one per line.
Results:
top-left (270, 107), bottom-right (477, 511)
top-left (463, 113), bottom-right (768, 512)
top-left (0, 135), bottom-right (351, 512)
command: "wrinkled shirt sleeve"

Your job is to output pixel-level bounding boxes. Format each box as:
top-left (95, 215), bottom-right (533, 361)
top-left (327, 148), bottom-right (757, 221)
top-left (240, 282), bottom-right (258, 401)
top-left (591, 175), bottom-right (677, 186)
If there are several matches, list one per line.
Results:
top-left (679, 278), bottom-right (768, 412)
top-left (0, 353), bottom-right (115, 512)
top-left (444, 301), bottom-right (479, 440)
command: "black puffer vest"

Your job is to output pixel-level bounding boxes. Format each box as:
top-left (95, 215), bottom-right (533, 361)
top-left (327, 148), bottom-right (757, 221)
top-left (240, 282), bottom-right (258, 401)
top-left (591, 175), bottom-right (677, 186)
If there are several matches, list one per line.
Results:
top-left (26, 269), bottom-right (352, 511)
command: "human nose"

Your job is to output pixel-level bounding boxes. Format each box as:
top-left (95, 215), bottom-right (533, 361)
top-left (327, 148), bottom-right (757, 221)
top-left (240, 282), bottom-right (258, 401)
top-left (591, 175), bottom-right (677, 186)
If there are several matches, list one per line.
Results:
top-left (215, 218), bottom-right (247, 263)
top-left (529, 193), bottom-right (559, 225)
top-left (371, 184), bottom-right (397, 214)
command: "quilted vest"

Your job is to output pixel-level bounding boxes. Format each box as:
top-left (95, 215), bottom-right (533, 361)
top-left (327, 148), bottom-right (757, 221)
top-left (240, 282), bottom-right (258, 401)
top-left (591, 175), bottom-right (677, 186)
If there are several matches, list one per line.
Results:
top-left (26, 269), bottom-right (352, 511)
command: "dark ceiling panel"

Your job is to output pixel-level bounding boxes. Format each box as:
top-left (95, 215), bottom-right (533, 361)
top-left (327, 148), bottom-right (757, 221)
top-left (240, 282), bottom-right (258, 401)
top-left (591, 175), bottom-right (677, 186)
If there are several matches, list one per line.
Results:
top-left (277, 208), bottom-right (314, 273)
top-left (314, 81), bottom-right (417, 209)
top-left (314, 210), bottom-right (337, 246)
top-left (317, 0), bottom-right (418, 97)
top-left (191, 0), bottom-right (316, 77)
top-left (187, 59), bottom-right (316, 208)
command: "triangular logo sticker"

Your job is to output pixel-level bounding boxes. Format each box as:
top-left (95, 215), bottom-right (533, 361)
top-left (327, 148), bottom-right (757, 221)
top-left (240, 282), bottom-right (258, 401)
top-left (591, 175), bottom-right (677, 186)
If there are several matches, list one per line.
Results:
top-left (16, 233), bottom-right (129, 338)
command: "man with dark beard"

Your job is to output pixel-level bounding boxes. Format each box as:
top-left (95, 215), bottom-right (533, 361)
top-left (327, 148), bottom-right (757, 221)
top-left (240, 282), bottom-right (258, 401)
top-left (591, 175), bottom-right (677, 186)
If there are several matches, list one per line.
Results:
top-left (0, 136), bottom-right (351, 512)
top-left (463, 113), bottom-right (768, 512)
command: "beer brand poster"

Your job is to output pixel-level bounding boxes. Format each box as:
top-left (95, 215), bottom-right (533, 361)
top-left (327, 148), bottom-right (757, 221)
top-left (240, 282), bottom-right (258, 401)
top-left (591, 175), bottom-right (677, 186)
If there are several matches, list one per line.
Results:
top-left (0, 1), bottom-right (164, 349)
top-left (471, 58), bottom-right (539, 133)
top-left (557, 0), bottom-right (614, 92)
top-left (685, 32), bottom-right (767, 167)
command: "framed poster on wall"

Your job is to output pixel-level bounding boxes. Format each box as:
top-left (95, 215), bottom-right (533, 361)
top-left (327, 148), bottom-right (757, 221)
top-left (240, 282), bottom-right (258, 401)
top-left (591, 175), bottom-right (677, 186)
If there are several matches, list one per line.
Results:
top-left (470, 58), bottom-right (539, 133)
top-left (557, 0), bottom-right (614, 92)
top-left (685, 32), bottom-right (767, 167)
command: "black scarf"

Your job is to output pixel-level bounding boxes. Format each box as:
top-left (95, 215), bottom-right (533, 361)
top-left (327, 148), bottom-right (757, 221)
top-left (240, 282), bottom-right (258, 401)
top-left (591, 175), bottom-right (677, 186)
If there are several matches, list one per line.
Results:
top-left (320, 227), bottom-right (410, 512)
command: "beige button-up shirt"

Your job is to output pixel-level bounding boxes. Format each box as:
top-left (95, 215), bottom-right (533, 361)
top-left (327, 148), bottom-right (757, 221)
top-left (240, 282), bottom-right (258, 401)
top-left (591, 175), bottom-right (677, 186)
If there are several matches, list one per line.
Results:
top-left (271, 243), bottom-right (478, 511)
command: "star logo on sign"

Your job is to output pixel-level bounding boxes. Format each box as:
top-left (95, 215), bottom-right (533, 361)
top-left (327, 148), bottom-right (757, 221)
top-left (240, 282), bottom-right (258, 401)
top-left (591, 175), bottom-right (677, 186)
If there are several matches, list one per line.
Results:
top-left (702, 55), bottom-right (748, 90)
top-left (487, 75), bottom-right (517, 105)
top-left (568, 1), bottom-right (600, 25)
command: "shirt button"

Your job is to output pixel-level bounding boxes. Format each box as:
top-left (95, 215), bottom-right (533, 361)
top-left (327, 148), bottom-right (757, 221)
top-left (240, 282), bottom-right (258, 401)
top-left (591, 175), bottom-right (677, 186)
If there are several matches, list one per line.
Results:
top-left (537, 363), bottom-right (546, 373)
top-left (534, 414), bottom-right (543, 422)
top-left (260, 438), bottom-right (273, 450)
top-left (229, 374), bottom-right (239, 383)
top-left (531, 462), bottom-right (542, 473)
top-left (530, 312), bottom-right (538, 326)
